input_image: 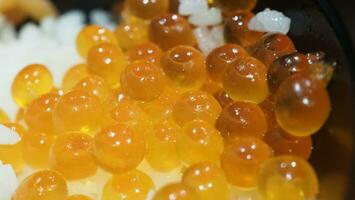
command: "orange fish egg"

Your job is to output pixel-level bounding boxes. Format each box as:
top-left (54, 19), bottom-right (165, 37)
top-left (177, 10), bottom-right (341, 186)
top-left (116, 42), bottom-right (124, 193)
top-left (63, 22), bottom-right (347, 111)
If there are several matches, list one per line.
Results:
top-left (93, 124), bottom-right (146, 173)
top-left (49, 132), bottom-right (97, 180)
top-left (87, 43), bottom-right (127, 88)
top-left (76, 25), bottom-right (118, 58)
top-left (12, 64), bottom-right (53, 107)
top-left (62, 63), bottom-right (89, 93)
top-left (102, 169), bottom-right (154, 200)
top-left (12, 170), bottom-right (68, 200)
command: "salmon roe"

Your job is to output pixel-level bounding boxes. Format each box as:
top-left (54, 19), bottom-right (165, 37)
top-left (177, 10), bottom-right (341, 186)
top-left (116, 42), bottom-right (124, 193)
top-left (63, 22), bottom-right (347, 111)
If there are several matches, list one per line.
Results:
top-left (76, 25), bottom-right (118, 58)
top-left (8, 1), bottom-right (335, 199)
top-left (12, 170), bottom-right (68, 200)
top-left (12, 64), bottom-right (53, 107)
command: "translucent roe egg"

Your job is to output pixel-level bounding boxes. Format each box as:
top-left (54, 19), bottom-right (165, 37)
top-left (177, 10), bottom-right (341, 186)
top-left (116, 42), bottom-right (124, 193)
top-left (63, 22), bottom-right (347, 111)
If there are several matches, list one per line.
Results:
top-left (87, 43), bottom-right (126, 88)
top-left (153, 183), bottom-right (198, 200)
top-left (12, 64), bottom-right (54, 107)
top-left (249, 33), bottom-right (296, 66)
top-left (49, 132), bottom-right (97, 180)
top-left (275, 74), bottom-right (331, 137)
top-left (172, 91), bottom-right (221, 126)
top-left (110, 101), bottom-right (150, 133)
top-left (102, 169), bottom-right (154, 200)
top-left (62, 63), bottom-right (89, 93)
top-left (146, 120), bottom-right (181, 171)
top-left (24, 93), bottom-right (60, 133)
top-left (139, 88), bottom-right (179, 122)
top-left (67, 195), bottom-right (93, 200)
top-left (74, 75), bottom-right (111, 103)
top-left (149, 14), bottom-right (196, 50)
top-left (177, 120), bottom-right (224, 165)
top-left (22, 131), bottom-right (54, 168)
top-left (0, 123), bottom-right (25, 173)
top-left (216, 101), bottom-right (267, 140)
top-left (162, 45), bottom-right (207, 92)
top-left (115, 17), bottom-right (149, 50)
top-left (93, 124), bottom-right (146, 173)
top-left (0, 108), bottom-right (10, 123)
top-left (268, 53), bottom-right (309, 93)
top-left (12, 170), bottom-right (68, 200)
top-left (223, 55), bottom-right (269, 103)
top-left (126, 0), bottom-right (169, 20)
top-left (257, 156), bottom-right (319, 200)
top-left (121, 60), bottom-right (166, 101)
top-left (264, 127), bottom-right (313, 159)
top-left (52, 90), bottom-right (104, 135)
top-left (76, 25), bottom-right (118, 58)
top-left (182, 162), bottom-right (230, 200)
top-left (214, 0), bottom-right (257, 12)
top-left (127, 42), bottom-right (163, 65)
top-left (221, 137), bottom-right (273, 188)
top-left (224, 10), bottom-right (264, 47)
top-left (104, 87), bottom-right (132, 113)
top-left (206, 44), bottom-right (247, 83)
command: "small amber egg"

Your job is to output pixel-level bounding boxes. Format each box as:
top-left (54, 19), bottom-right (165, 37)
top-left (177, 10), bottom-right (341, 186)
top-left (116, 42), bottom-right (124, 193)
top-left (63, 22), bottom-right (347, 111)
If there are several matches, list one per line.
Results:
top-left (0, 108), bottom-right (10, 123)
top-left (149, 14), bottom-right (196, 50)
top-left (249, 33), bottom-right (296, 66)
top-left (12, 64), bottom-right (53, 107)
top-left (16, 108), bottom-right (25, 123)
top-left (206, 44), bottom-right (247, 83)
top-left (216, 101), bottom-right (267, 140)
top-left (257, 156), bottom-right (319, 200)
top-left (49, 132), bottom-right (97, 180)
top-left (223, 55), bottom-right (269, 103)
top-left (224, 10), bottom-right (264, 47)
top-left (139, 88), bottom-right (178, 122)
top-left (127, 42), bottom-right (163, 65)
top-left (12, 170), bottom-right (68, 200)
top-left (102, 169), bottom-right (154, 200)
top-left (121, 60), bottom-right (166, 101)
top-left (22, 131), bottom-right (54, 168)
top-left (182, 162), bottom-right (230, 200)
top-left (76, 25), bottom-right (118, 58)
top-left (264, 127), bottom-right (313, 159)
top-left (93, 124), bottom-right (146, 173)
top-left (268, 53), bottom-right (309, 93)
top-left (162, 45), bottom-right (206, 92)
top-left (153, 183), bottom-right (198, 200)
top-left (0, 123), bottom-right (25, 173)
top-left (104, 87), bottom-right (132, 112)
top-left (221, 137), bottom-right (273, 188)
top-left (275, 75), bottom-right (331, 137)
top-left (52, 90), bottom-right (104, 135)
top-left (115, 18), bottom-right (149, 50)
top-left (177, 120), bottom-right (224, 165)
top-left (87, 43), bottom-right (127, 88)
top-left (172, 91), bottom-right (221, 126)
top-left (126, 0), bottom-right (169, 20)
top-left (214, 0), bottom-right (257, 12)
top-left (74, 75), bottom-right (111, 103)
top-left (146, 120), bottom-right (181, 171)
top-left (67, 195), bottom-right (93, 200)
top-left (24, 93), bottom-right (60, 133)
top-left (110, 101), bottom-right (150, 133)
top-left (62, 63), bottom-right (89, 93)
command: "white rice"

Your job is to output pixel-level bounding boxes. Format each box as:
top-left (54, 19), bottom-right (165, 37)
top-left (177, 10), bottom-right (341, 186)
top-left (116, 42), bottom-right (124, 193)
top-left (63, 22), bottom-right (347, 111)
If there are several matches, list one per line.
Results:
top-left (188, 7), bottom-right (222, 26)
top-left (0, 124), bottom-right (20, 145)
top-left (193, 26), bottom-right (225, 56)
top-left (248, 8), bottom-right (291, 34)
top-left (0, 162), bottom-right (18, 200)
top-left (178, 0), bottom-right (209, 16)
